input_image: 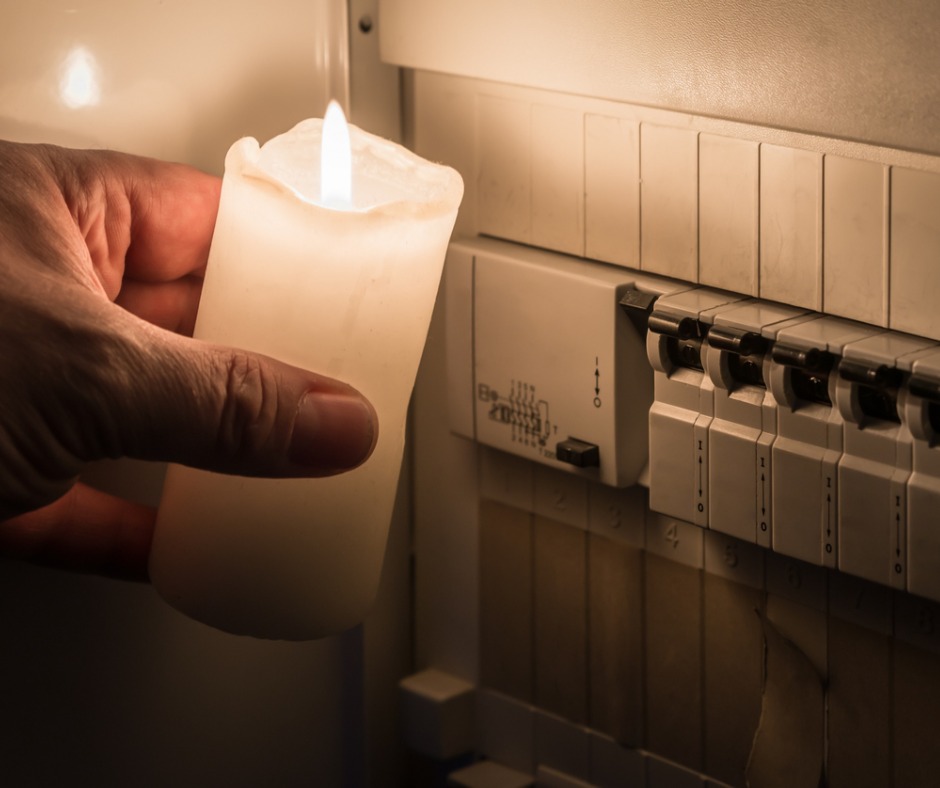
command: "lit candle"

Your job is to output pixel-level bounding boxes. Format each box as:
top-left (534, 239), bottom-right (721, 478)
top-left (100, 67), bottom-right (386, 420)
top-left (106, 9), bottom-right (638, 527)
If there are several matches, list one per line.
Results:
top-left (150, 103), bottom-right (463, 639)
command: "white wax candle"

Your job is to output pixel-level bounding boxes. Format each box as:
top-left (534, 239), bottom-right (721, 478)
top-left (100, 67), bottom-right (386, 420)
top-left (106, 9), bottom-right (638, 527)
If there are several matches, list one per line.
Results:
top-left (150, 111), bottom-right (463, 640)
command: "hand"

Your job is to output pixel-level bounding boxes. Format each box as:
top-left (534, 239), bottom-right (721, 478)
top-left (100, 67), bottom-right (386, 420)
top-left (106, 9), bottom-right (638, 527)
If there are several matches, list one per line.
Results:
top-left (0, 141), bottom-right (377, 580)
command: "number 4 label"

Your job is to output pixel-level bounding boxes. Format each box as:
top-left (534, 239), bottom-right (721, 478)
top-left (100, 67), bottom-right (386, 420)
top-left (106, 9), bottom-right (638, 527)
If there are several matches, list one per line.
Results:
top-left (664, 522), bottom-right (680, 550)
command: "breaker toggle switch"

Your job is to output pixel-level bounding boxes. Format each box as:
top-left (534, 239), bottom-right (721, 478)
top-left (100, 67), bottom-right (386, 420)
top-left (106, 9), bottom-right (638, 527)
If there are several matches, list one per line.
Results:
top-left (771, 343), bottom-right (836, 406)
top-left (649, 310), bottom-right (707, 372)
top-left (556, 437), bottom-right (600, 468)
top-left (707, 326), bottom-right (766, 358)
top-left (909, 374), bottom-right (940, 403)
top-left (647, 311), bottom-right (700, 341)
top-left (839, 360), bottom-right (902, 392)
top-left (771, 344), bottom-right (832, 379)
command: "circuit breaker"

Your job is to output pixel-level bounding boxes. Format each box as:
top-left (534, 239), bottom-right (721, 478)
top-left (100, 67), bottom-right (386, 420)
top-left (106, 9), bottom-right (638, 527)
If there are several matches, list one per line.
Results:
top-left (644, 288), bottom-right (749, 524)
top-left (445, 236), bottom-right (687, 487)
top-left (702, 301), bottom-right (813, 547)
top-left (834, 332), bottom-right (938, 588)
top-left (768, 317), bottom-right (884, 568)
top-left (901, 349), bottom-right (940, 602)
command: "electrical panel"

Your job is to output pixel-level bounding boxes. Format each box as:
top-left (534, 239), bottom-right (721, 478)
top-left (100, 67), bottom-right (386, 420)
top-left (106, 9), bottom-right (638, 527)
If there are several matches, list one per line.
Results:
top-left (446, 237), bottom-right (940, 605)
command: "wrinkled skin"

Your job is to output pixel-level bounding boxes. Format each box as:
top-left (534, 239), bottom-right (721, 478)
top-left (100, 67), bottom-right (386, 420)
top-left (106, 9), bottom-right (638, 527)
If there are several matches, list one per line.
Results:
top-left (0, 141), bottom-right (376, 580)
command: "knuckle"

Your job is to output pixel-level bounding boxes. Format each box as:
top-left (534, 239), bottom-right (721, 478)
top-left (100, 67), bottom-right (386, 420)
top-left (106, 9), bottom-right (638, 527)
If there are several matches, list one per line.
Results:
top-left (217, 351), bottom-right (281, 459)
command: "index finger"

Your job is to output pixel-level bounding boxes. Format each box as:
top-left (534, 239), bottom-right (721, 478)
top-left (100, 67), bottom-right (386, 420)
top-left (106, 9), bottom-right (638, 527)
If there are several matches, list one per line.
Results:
top-left (0, 482), bottom-right (154, 582)
top-left (119, 155), bottom-right (222, 283)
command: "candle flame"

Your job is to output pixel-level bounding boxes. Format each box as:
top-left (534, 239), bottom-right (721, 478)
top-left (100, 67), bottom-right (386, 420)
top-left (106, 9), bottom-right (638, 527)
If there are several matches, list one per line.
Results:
top-left (321, 100), bottom-right (352, 208)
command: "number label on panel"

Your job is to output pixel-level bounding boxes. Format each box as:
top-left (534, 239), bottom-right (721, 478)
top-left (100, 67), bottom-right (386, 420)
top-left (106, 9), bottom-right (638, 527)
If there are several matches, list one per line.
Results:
top-left (829, 570), bottom-right (893, 634)
top-left (665, 522), bottom-right (680, 550)
top-left (704, 530), bottom-right (764, 588)
top-left (647, 515), bottom-right (704, 569)
top-left (786, 561), bottom-right (803, 590)
top-left (606, 504), bottom-right (623, 530)
top-left (917, 604), bottom-right (936, 637)
top-left (724, 541), bottom-right (739, 569)
top-left (896, 593), bottom-right (940, 655)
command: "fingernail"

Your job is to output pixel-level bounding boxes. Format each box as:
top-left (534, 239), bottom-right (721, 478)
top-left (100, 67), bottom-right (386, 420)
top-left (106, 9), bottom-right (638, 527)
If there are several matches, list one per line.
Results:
top-left (289, 391), bottom-right (377, 472)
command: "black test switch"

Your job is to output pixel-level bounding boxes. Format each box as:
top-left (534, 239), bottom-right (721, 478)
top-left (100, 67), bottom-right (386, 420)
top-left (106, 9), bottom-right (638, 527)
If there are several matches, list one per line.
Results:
top-left (556, 437), bottom-right (600, 468)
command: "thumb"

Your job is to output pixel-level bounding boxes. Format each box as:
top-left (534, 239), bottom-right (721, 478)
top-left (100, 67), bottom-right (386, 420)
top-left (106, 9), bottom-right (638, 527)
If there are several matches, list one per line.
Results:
top-left (112, 326), bottom-right (378, 478)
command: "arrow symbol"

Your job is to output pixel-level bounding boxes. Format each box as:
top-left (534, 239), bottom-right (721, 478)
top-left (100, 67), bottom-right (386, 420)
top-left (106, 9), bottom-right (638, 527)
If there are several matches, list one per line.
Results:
top-left (897, 512), bottom-right (902, 557)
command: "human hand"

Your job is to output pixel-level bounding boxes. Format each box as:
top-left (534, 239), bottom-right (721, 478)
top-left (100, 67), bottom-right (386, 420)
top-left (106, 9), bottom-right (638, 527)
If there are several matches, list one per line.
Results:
top-left (0, 141), bottom-right (377, 580)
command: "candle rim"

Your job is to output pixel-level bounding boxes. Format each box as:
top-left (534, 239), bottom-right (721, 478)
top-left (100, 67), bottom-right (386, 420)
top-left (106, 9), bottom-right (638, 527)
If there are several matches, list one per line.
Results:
top-left (227, 119), bottom-right (464, 218)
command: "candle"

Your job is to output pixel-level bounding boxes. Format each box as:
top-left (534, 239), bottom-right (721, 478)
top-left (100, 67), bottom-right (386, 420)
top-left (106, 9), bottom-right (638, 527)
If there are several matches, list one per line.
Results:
top-left (149, 104), bottom-right (463, 640)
